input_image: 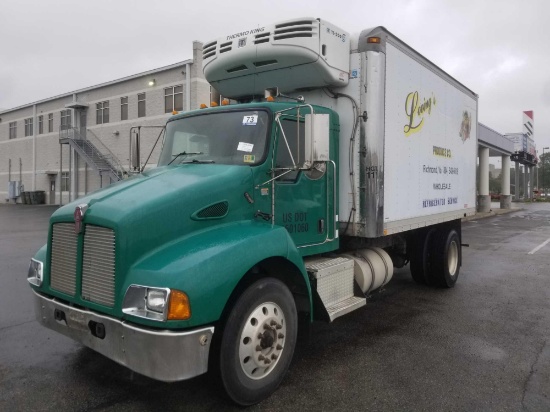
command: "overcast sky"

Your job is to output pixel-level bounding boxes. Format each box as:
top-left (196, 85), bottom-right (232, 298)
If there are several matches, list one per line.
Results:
top-left (2, 0), bottom-right (549, 155)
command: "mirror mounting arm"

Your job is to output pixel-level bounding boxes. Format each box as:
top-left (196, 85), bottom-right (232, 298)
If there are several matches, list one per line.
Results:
top-left (255, 168), bottom-right (297, 188)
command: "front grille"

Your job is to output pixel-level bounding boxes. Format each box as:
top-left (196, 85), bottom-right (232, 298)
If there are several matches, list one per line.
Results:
top-left (50, 223), bottom-right (77, 296)
top-left (82, 225), bottom-right (116, 307)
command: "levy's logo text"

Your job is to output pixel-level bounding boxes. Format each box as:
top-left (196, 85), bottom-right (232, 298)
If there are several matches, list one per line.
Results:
top-left (404, 91), bottom-right (436, 137)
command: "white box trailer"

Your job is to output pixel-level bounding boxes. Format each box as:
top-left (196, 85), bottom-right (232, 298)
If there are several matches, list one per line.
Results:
top-left (299, 25), bottom-right (478, 238)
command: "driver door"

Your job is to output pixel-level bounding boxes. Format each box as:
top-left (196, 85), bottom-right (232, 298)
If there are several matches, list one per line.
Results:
top-left (272, 115), bottom-right (333, 250)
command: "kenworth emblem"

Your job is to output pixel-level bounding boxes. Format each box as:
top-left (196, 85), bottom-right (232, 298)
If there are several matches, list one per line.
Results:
top-left (74, 204), bottom-right (88, 234)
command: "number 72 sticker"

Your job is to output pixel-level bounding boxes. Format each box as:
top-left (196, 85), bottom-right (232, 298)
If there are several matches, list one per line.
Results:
top-left (242, 115), bottom-right (258, 126)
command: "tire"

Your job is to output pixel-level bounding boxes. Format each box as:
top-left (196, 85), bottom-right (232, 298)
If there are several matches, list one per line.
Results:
top-left (219, 278), bottom-right (297, 406)
top-left (431, 228), bottom-right (461, 288)
top-left (409, 228), bottom-right (436, 285)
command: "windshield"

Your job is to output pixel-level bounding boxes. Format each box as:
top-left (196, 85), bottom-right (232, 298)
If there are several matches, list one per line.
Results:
top-left (158, 110), bottom-right (270, 166)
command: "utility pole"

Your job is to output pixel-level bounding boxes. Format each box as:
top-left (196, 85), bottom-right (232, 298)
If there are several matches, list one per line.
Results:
top-left (543, 147), bottom-right (549, 197)
top-left (536, 157), bottom-right (539, 190)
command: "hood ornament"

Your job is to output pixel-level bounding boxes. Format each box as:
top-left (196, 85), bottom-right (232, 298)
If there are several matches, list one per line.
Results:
top-left (74, 204), bottom-right (89, 234)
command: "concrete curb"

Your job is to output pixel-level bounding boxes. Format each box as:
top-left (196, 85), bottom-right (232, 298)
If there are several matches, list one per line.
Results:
top-left (462, 207), bottom-right (522, 222)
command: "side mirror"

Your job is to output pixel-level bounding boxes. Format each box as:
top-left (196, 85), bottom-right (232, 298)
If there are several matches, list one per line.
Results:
top-left (130, 130), bottom-right (141, 171)
top-left (304, 113), bottom-right (330, 167)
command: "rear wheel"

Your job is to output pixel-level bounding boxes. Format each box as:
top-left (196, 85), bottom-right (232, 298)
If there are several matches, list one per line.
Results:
top-left (431, 228), bottom-right (461, 288)
top-left (219, 278), bottom-right (297, 406)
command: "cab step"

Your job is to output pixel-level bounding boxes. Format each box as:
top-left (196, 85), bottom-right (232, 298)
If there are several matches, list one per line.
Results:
top-left (305, 257), bottom-right (366, 322)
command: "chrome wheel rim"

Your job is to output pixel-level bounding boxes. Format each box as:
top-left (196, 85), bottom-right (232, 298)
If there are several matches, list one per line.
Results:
top-left (448, 240), bottom-right (459, 277)
top-left (238, 302), bottom-right (286, 380)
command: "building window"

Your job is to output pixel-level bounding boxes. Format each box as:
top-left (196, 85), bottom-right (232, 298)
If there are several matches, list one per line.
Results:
top-left (38, 115), bottom-right (43, 134)
top-left (138, 93), bottom-right (146, 118)
top-left (9, 122), bottom-right (17, 139)
top-left (96, 101), bottom-right (109, 124)
top-left (24, 118), bottom-right (33, 137)
top-left (164, 85), bottom-right (183, 113)
top-left (60, 110), bottom-right (72, 130)
top-left (61, 171), bottom-right (70, 192)
top-left (48, 113), bottom-right (53, 132)
top-left (121, 97), bottom-right (128, 121)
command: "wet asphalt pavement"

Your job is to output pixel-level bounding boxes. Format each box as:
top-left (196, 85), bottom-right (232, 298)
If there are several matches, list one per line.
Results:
top-left (1, 203), bottom-right (549, 411)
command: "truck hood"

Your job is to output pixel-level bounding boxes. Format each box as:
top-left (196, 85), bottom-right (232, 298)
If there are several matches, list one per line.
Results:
top-left (51, 164), bottom-right (255, 264)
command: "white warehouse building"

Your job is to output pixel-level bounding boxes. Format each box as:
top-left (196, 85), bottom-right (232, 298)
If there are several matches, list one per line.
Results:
top-left (0, 41), bottom-right (210, 205)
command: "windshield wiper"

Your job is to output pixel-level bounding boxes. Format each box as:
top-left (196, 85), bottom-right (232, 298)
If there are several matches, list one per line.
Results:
top-left (180, 159), bottom-right (215, 164)
top-left (168, 151), bottom-right (203, 165)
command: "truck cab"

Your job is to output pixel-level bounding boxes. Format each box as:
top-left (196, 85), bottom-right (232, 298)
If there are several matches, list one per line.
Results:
top-left (28, 100), bottom-right (346, 404)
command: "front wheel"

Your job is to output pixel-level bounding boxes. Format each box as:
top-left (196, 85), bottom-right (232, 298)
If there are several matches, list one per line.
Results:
top-left (219, 278), bottom-right (297, 406)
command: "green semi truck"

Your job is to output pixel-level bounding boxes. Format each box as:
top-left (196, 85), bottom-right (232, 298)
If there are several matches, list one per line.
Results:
top-left (28, 18), bottom-right (478, 405)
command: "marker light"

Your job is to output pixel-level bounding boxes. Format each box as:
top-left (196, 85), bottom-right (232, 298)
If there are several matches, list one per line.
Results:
top-left (221, 99), bottom-right (230, 106)
top-left (367, 37), bottom-right (381, 44)
top-left (266, 96), bottom-right (275, 102)
top-left (168, 290), bottom-right (191, 320)
top-left (172, 110), bottom-right (179, 115)
top-left (200, 103), bottom-right (208, 109)
top-left (211, 102), bottom-right (219, 107)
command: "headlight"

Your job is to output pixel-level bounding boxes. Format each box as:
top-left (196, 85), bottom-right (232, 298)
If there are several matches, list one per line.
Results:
top-left (27, 258), bottom-right (43, 287)
top-left (123, 285), bottom-right (191, 321)
top-left (146, 289), bottom-right (167, 313)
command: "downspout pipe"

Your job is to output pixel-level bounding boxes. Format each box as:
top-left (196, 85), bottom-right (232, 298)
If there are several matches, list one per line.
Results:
top-left (33, 104), bottom-right (37, 190)
top-left (186, 63), bottom-right (191, 111)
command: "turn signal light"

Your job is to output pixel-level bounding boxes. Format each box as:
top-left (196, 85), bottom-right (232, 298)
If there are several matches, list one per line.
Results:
top-left (200, 103), bottom-right (208, 109)
top-left (211, 101), bottom-right (219, 107)
top-left (221, 99), bottom-right (230, 106)
top-left (367, 37), bottom-right (381, 44)
top-left (167, 290), bottom-right (191, 320)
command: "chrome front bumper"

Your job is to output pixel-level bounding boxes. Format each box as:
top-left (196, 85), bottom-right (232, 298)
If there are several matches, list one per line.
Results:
top-left (32, 289), bottom-right (214, 382)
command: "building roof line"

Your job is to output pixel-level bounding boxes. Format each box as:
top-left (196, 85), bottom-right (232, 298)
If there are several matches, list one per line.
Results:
top-left (479, 122), bottom-right (503, 136)
top-left (0, 58), bottom-right (193, 115)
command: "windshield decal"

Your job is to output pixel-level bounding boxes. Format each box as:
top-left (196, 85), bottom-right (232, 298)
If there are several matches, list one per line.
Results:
top-left (244, 155), bottom-right (255, 163)
top-left (242, 115), bottom-right (258, 126)
top-left (237, 142), bottom-right (254, 152)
